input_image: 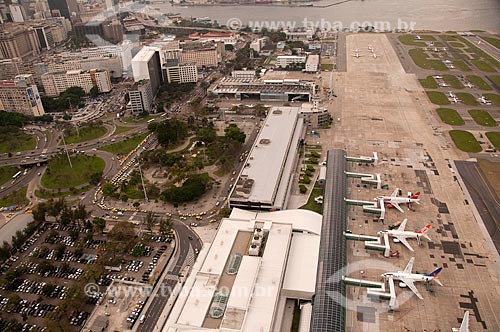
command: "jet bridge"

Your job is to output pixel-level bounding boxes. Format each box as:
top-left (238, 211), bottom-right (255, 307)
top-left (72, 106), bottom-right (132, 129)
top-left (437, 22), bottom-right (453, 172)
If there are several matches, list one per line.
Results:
top-left (345, 197), bottom-right (386, 220)
top-left (345, 172), bottom-right (382, 189)
top-left (346, 152), bottom-right (378, 165)
top-left (342, 275), bottom-right (398, 310)
top-left (344, 232), bottom-right (391, 257)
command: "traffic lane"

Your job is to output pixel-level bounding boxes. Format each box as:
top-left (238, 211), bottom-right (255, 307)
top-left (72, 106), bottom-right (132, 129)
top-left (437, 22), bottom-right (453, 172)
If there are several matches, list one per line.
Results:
top-left (455, 161), bottom-right (500, 255)
top-left (0, 168), bottom-right (38, 198)
top-left (136, 278), bottom-right (177, 332)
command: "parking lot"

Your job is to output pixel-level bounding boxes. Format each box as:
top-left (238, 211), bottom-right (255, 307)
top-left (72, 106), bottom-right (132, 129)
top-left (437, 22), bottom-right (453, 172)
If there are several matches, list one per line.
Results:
top-left (0, 220), bottom-right (174, 331)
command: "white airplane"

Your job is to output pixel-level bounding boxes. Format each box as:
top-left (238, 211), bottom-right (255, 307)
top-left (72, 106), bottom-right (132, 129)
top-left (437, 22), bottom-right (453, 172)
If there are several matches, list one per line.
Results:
top-left (378, 219), bottom-right (431, 252)
top-left (448, 91), bottom-right (457, 98)
top-left (372, 53), bottom-right (378, 58)
top-left (449, 65), bottom-right (455, 69)
top-left (415, 35), bottom-right (423, 40)
top-left (478, 95), bottom-right (491, 105)
top-left (377, 188), bottom-right (421, 213)
top-left (381, 257), bottom-right (443, 300)
top-left (451, 96), bottom-right (462, 103)
top-left (438, 82), bottom-right (450, 87)
top-left (368, 45), bottom-right (373, 51)
top-left (353, 48), bottom-right (360, 52)
top-left (352, 52), bottom-right (362, 58)
top-left (465, 82), bottom-right (474, 88)
top-left (433, 75), bottom-right (443, 79)
top-left (452, 311), bottom-right (470, 332)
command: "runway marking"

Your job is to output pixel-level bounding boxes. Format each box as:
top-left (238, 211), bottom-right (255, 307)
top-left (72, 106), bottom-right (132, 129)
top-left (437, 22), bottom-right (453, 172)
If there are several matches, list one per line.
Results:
top-left (473, 163), bottom-right (500, 207)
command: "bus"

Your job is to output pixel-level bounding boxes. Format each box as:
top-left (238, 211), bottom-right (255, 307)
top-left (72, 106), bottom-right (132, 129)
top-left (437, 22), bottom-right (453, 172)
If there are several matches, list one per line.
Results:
top-left (12, 171), bottom-right (22, 179)
top-left (147, 118), bottom-right (155, 124)
top-left (139, 315), bottom-right (146, 324)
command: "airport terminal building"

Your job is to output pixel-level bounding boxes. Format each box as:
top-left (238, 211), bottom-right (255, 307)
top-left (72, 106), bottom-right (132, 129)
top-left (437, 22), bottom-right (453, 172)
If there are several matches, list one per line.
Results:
top-left (229, 106), bottom-right (305, 211)
top-left (163, 208), bottom-right (322, 332)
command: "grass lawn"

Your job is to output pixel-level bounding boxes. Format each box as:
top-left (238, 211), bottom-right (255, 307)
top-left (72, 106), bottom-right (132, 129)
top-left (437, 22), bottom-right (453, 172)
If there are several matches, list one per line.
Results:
top-left (419, 76), bottom-right (438, 89)
top-left (426, 91), bottom-right (450, 105)
top-left (480, 36), bottom-right (500, 50)
top-left (466, 75), bottom-right (492, 90)
top-left (398, 35), bottom-right (427, 46)
top-left (451, 60), bottom-right (472, 72)
top-left (64, 125), bottom-right (107, 144)
top-left (442, 74), bottom-right (464, 89)
top-left (0, 186), bottom-right (29, 207)
top-left (456, 92), bottom-right (479, 106)
top-left (213, 168), bottom-right (225, 177)
top-left (448, 41), bottom-right (465, 48)
top-left (440, 35), bottom-right (458, 41)
top-left (300, 186), bottom-right (323, 214)
top-left (408, 49), bottom-right (448, 71)
top-left (468, 110), bottom-right (498, 127)
top-left (483, 93), bottom-right (500, 106)
top-left (456, 36), bottom-right (500, 69)
top-left (488, 75), bottom-right (500, 88)
top-left (485, 132), bottom-right (500, 150)
top-left (114, 126), bottom-right (135, 135)
top-left (41, 155), bottom-right (105, 189)
top-left (100, 133), bottom-right (148, 156)
top-left (471, 60), bottom-right (496, 72)
top-left (477, 159), bottom-right (500, 199)
top-left (320, 63), bottom-right (334, 71)
top-left (35, 184), bottom-right (92, 199)
top-left (449, 130), bottom-right (482, 152)
top-left (0, 129), bottom-right (36, 154)
top-left (0, 166), bottom-right (19, 186)
top-left (436, 108), bottom-right (464, 126)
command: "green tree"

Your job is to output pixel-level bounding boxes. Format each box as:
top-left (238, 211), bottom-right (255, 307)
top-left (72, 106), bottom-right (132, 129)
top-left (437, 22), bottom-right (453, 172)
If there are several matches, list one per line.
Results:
top-left (159, 217), bottom-right (173, 236)
top-left (143, 211), bottom-right (157, 234)
top-left (89, 85), bottom-right (99, 98)
top-left (224, 124), bottom-right (246, 143)
top-left (102, 182), bottom-right (117, 196)
top-left (93, 217), bottom-right (106, 233)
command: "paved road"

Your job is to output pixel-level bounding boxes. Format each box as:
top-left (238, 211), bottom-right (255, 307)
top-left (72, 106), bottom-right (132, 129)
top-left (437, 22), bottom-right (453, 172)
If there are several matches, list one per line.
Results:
top-left (455, 160), bottom-right (500, 255)
top-left (465, 35), bottom-right (500, 63)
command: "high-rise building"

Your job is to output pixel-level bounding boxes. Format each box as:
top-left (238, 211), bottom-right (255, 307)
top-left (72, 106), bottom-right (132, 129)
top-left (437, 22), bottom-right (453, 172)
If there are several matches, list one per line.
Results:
top-left (179, 47), bottom-right (219, 68)
top-left (0, 74), bottom-right (45, 117)
top-left (41, 69), bottom-right (112, 96)
top-left (0, 24), bottom-right (40, 60)
top-left (47, 0), bottom-right (78, 20)
top-left (0, 58), bottom-right (28, 80)
top-left (131, 47), bottom-right (163, 93)
top-left (126, 80), bottom-right (153, 113)
top-left (163, 60), bottom-right (198, 84)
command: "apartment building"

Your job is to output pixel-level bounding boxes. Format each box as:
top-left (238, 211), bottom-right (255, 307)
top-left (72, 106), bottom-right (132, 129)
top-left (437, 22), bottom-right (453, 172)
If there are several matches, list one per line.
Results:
top-left (0, 74), bottom-right (44, 116)
top-left (126, 80), bottom-right (153, 113)
top-left (275, 55), bottom-right (307, 68)
top-left (180, 47), bottom-right (218, 67)
top-left (41, 69), bottom-right (112, 96)
top-left (163, 60), bottom-right (198, 84)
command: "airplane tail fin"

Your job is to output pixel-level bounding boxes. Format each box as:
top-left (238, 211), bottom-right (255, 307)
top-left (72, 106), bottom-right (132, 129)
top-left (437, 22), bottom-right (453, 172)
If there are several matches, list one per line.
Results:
top-left (425, 267), bottom-right (442, 277)
top-left (410, 192), bottom-right (421, 200)
top-left (416, 224), bottom-right (431, 234)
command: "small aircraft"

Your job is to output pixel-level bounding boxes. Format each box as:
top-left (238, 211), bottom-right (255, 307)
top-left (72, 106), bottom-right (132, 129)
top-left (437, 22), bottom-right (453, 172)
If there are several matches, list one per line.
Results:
top-left (368, 44), bottom-right (373, 51)
top-left (352, 52), bottom-right (362, 58)
top-left (478, 95), bottom-right (491, 105)
top-left (438, 82), bottom-right (449, 87)
top-left (381, 257), bottom-right (443, 300)
top-left (353, 48), bottom-right (360, 52)
top-left (372, 53), bottom-right (378, 58)
top-left (448, 91), bottom-right (457, 98)
top-left (415, 35), bottom-right (423, 40)
top-left (377, 188), bottom-right (420, 213)
top-left (452, 311), bottom-right (470, 332)
top-left (464, 82), bottom-right (474, 89)
top-left (378, 219), bottom-right (431, 252)
top-left (451, 96), bottom-right (462, 103)
top-left (433, 75), bottom-right (443, 79)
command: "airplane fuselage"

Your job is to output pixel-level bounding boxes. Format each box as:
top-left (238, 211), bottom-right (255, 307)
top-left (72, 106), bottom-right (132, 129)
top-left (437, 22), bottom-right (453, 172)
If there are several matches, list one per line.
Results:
top-left (382, 272), bottom-right (435, 283)
top-left (381, 197), bottom-right (419, 204)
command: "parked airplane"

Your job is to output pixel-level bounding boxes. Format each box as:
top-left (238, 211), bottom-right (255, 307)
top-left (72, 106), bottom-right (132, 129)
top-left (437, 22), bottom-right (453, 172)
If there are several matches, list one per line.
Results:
top-left (464, 82), bottom-right (474, 89)
top-left (372, 53), bottom-right (378, 58)
top-left (415, 35), bottom-right (423, 40)
top-left (377, 188), bottom-right (421, 213)
top-left (381, 257), bottom-right (443, 300)
top-left (438, 82), bottom-right (450, 87)
top-left (452, 311), bottom-right (470, 332)
top-left (433, 75), bottom-right (443, 79)
top-left (451, 96), bottom-right (462, 103)
top-left (352, 52), bottom-right (362, 58)
top-left (353, 48), bottom-right (360, 52)
top-left (478, 95), bottom-right (491, 105)
top-left (448, 91), bottom-right (457, 98)
top-left (378, 219), bottom-right (431, 252)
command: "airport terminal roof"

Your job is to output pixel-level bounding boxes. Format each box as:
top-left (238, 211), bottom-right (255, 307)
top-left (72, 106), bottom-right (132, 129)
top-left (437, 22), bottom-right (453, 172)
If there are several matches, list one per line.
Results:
top-left (230, 107), bottom-right (302, 209)
top-left (164, 208), bottom-right (322, 332)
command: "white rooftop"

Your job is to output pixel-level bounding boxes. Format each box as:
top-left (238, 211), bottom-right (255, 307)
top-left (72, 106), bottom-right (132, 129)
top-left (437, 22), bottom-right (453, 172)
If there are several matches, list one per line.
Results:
top-left (132, 47), bottom-right (156, 63)
top-left (163, 208), bottom-right (322, 332)
top-left (230, 107), bottom-right (302, 209)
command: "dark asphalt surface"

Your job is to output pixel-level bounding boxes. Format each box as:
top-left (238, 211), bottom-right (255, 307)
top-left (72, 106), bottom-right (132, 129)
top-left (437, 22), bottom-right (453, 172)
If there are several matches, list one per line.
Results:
top-left (455, 160), bottom-right (500, 255)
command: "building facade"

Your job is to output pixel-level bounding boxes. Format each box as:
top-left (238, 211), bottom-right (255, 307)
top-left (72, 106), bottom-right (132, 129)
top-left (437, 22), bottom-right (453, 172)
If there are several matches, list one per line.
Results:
top-left (163, 61), bottom-right (198, 84)
top-left (0, 25), bottom-right (40, 60)
top-left (126, 80), bottom-right (153, 113)
top-left (41, 69), bottom-right (112, 96)
top-left (305, 54), bottom-right (319, 73)
top-left (131, 47), bottom-right (163, 93)
top-left (0, 74), bottom-right (44, 116)
top-left (275, 55), bottom-right (307, 68)
top-left (179, 48), bottom-right (218, 68)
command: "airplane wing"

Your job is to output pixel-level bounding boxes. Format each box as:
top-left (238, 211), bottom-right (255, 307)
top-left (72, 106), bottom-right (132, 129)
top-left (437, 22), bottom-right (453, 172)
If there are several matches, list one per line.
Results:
top-left (403, 257), bottom-right (415, 274)
top-left (459, 311), bottom-right (469, 332)
top-left (390, 188), bottom-right (399, 197)
top-left (397, 237), bottom-right (414, 252)
top-left (397, 219), bottom-right (408, 231)
top-left (392, 202), bottom-right (404, 213)
top-left (400, 278), bottom-right (423, 300)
